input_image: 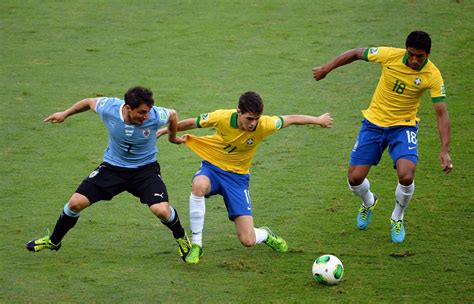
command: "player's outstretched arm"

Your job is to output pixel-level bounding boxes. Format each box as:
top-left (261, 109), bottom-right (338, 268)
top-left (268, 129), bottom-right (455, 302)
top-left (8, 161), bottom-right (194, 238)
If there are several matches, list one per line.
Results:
top-left (433, 102), bottom-right (453, 174)
top-left (156, 117), bottom-right (197, 139)
top-left (281, 113), bottom-right (333, 128)
top-left (44, 98), bottom-right (98, 124)
top-left (166, 109), bottom-right (186, 144)
top-left (312, 48), bottom-right (366, 81)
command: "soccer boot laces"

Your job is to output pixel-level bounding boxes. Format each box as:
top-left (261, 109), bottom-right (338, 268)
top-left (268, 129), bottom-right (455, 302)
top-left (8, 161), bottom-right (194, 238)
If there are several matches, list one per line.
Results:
top-left (185, 244), bottom-right (203, 265)
top-left (26, 233), bottom-right (61, 253)
top-left (261, 226), bottom-right (288, 253)
top-left (176, 233), bottom-right (192, 261)
top-left (391, 219), bottom-right (405, 243)
top-left (357, 194), bottom-right (378, 230)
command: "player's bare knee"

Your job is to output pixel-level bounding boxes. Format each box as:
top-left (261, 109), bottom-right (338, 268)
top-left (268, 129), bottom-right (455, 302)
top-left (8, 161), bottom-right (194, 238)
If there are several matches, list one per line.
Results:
top-left (191, 183), bottom-right (208, 197)
top-left (192, 176), bottom-right (210, 196)
top-left (149, 202), bottom-right (170, 219)
top-left (238, 233), bottom-right (256, 247)
top-left (347, 174), bottom-right (364, 186)
top-left (67, 194), bottom-right (90, 212)
top-left (398, 175), bottom-right (414, 186)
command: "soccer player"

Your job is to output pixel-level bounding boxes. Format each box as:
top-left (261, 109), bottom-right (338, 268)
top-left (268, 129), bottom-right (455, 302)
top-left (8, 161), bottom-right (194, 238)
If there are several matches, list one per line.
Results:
top-left (312, 31), bottom-right (453, 243)
top-left (26, 86), bottom-right (192, 261)
top-left (157, 91), bottom-right (333, 264)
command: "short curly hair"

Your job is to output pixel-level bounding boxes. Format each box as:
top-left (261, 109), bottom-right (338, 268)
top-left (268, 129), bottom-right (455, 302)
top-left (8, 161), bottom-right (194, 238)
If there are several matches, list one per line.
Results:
top-left (124, 86), bottom-right (154, 109)
top-left (238, 91), bottom-right (264, 114)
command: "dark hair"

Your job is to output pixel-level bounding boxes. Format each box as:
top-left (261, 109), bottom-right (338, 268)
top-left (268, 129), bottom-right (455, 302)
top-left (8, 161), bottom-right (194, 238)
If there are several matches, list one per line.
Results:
top-left (124, 86), bottom-right (154, 109)
top-left (238, 91), bottom-right (264, 114)
top-left (406, 31), bottom-right (431, 54)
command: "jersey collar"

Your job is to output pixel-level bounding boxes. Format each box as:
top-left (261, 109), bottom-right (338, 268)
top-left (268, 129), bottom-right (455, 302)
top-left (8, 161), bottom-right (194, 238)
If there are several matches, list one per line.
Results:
top-left (230, 112), bottom-right (238, 128)
top-left (119, 103), bottom-right (125, 122)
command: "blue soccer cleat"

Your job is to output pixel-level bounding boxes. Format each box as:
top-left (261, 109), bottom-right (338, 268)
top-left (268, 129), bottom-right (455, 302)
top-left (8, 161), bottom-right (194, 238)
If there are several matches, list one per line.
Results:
top-left (357, 194), bottom-right (378, 230)
top-left (391, 219), bottom-right (405, 243)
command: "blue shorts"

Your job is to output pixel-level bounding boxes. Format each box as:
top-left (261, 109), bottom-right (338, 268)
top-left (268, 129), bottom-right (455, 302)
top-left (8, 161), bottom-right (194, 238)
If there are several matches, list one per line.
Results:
top-left (350, 119), bottom-right (419, 168)
top-left (193, 161), bottom-right (252, 220)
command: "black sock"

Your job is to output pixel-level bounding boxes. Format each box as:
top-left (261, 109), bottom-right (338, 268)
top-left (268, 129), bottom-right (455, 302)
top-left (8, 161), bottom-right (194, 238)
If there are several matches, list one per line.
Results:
top-left (50, 212), bottom-right (79, 245)
top-left (161, 208), bottom-right (185, 239)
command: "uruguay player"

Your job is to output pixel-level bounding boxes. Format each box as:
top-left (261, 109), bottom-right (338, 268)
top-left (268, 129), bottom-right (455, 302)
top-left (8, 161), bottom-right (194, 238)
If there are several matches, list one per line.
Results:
top-left (312, 31), bottom-right (453, 243)
top-left (26, 86), bottom-right (192, 261)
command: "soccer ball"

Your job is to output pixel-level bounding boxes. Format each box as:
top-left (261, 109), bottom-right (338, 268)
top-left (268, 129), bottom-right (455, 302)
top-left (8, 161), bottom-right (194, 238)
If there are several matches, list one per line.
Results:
top-left (312, 254), bottom-right (344, 285)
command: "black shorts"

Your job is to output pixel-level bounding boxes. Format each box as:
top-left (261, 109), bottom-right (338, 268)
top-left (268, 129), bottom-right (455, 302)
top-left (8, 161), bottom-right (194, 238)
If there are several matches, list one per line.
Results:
top-left (76, 162), bottom-right (169, 206)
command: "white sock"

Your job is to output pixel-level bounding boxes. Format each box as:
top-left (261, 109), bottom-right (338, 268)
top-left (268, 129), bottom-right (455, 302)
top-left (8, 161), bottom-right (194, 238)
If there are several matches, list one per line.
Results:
top-left (348, 178), bottom-right (375, 208)
top-left (189, 193), bottom-right (205, 247)
top-left (253, 228), bottom-right (268, 245)
top-left (392, 182), bottom-right (414, 222)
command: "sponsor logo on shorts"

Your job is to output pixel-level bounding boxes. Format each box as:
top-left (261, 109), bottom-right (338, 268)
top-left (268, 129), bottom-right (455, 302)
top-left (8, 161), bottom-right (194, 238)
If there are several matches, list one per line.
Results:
top-left (352, 139), bottom-right (359, 152)
top-left (89, 169), bottom-right (99, 178)
top-left (408, 146), bottom-right (417, 150)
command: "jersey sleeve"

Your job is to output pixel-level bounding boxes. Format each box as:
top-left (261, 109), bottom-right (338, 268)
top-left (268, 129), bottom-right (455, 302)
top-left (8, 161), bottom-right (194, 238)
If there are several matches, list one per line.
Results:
top-left (154, 106), bottom-right (171, 126)
top-left (95, 97), bottom-right (116, 119)
top-left (196, 110), bottom-right (223, 128)
top-left (364, 47), bottom-right (393, 63)
top-left (429, 70), bottom-right (447, 102)
top-left (260, 115), bottom-right (284, 138)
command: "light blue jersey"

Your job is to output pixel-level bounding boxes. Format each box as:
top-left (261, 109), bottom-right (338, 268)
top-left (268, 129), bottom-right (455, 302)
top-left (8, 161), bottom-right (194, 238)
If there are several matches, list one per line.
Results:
top-left (96, 97), bottom-right (170, 168)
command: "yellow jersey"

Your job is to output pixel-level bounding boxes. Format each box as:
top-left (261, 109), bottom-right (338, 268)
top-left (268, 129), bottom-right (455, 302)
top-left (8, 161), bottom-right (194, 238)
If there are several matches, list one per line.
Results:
top-left (363, 47), bottom-right (446, 127)
top-left (184, 109), bottom-right (284, 174)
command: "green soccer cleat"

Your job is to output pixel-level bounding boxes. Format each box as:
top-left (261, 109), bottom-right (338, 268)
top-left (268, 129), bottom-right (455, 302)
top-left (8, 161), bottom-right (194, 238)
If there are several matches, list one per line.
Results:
top-left (261, 226), bottom-right (288, 253)
top-left (26, 235), bottom-right (61, 253)
top-left (357, 194), bottom-right (378, 230)
top-left (176, 233), bottom-right (192, 261)
top-left (185, 244), bottom-right (203, 265)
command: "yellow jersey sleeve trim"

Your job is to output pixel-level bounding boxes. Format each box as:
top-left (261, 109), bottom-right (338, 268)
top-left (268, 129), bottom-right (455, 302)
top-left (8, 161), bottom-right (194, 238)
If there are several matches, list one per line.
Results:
top-left (432, 97), bottom-right (446, 103)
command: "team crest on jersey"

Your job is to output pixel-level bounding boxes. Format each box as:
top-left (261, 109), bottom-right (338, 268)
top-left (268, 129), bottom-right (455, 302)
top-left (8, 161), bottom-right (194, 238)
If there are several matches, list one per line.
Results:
top-left (201, 113), bottom-right (209, 121)
top-left (414, 77), bottom-right (422, 85)
top-left (142, 128), bottom-right (151, 137)
top-left (369, 47), bottom-right (379, 55)
top-left (247, 138), bottom-right (254, 145)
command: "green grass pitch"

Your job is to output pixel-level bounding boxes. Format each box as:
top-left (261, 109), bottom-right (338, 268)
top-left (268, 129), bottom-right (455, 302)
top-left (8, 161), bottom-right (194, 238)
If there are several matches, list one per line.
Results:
top-left (1, 0), bottom-right (473, 302)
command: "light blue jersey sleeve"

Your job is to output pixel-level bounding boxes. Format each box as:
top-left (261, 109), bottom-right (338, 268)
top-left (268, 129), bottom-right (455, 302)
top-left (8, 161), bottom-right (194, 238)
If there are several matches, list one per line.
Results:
top-left (154, 106), bottom-right (170, 127)
top-left (96, 97), bottom-right (120, 119)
